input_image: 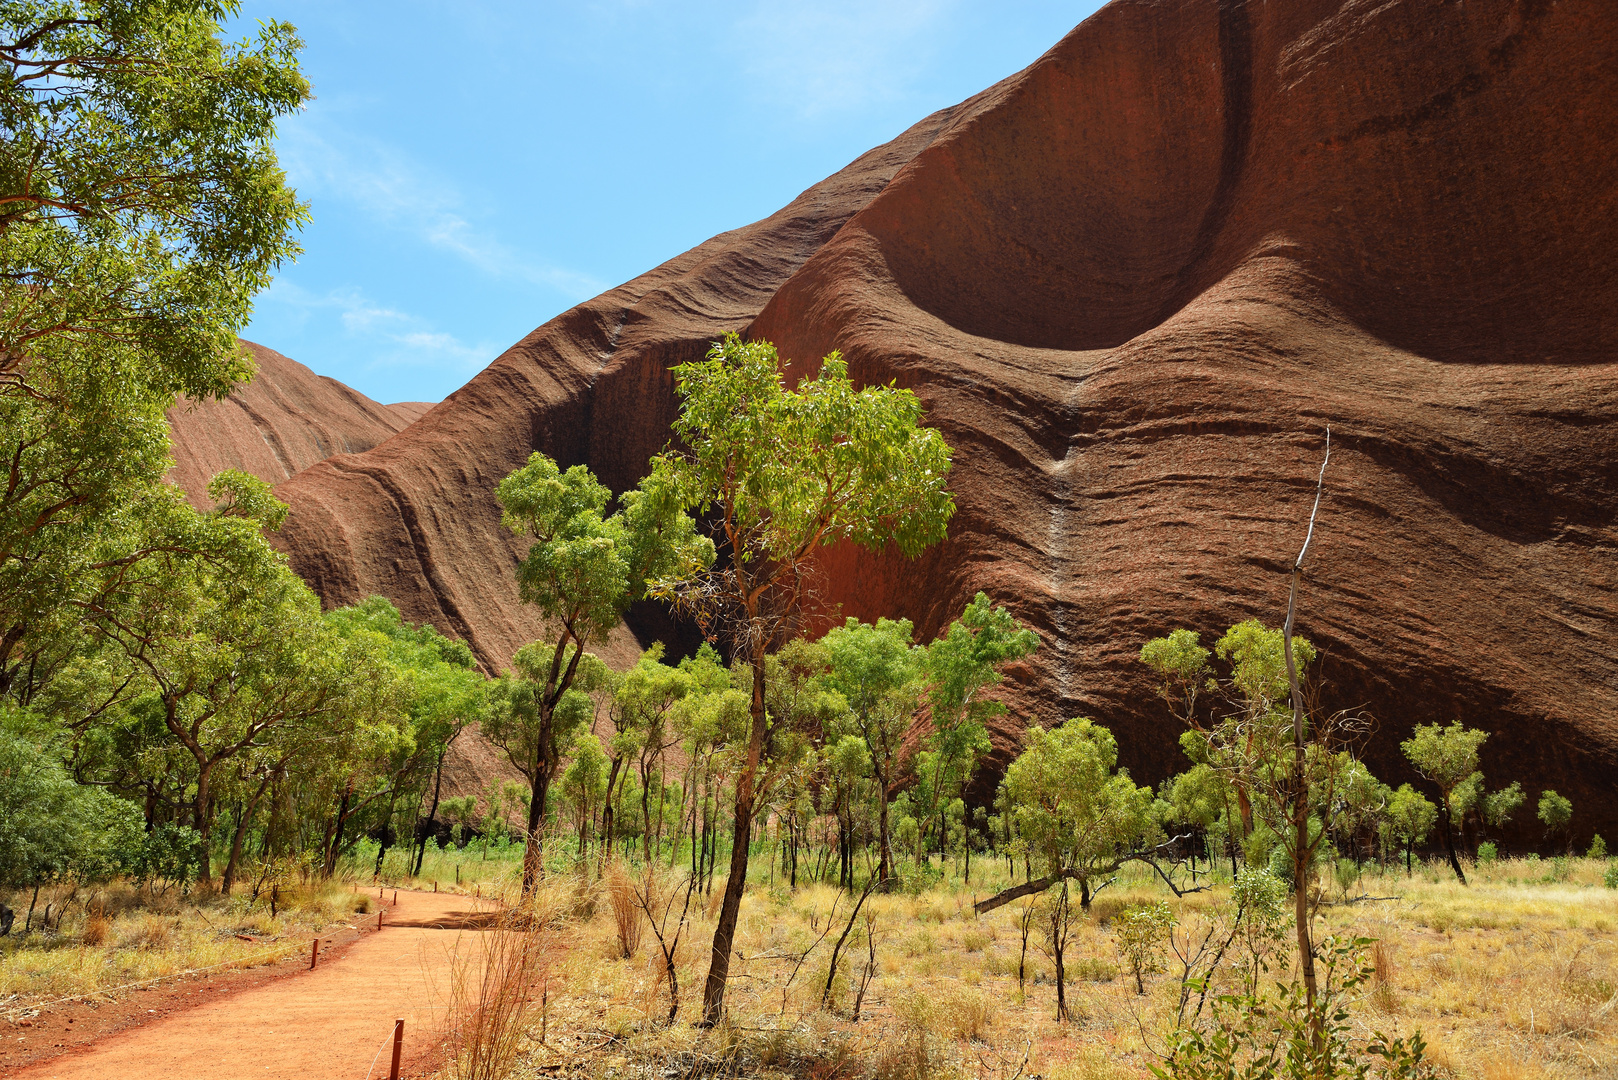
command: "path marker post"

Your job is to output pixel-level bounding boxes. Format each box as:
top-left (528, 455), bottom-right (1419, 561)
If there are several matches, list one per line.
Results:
top-left (309, 938), bottom-right (319, 970)
top-left (388, 1018), bottom-right (404, 1080)
top-left (378, 908), bottom-right (384, 931)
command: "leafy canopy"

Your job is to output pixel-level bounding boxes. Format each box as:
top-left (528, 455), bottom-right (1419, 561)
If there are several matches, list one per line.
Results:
top-left (0, 0), bottom-right (310, 402)
top-left (497, 454), bottom-right (711, 647)
top-left (648, 334), bottom-right (953, 638)
top-left (1001, 718), bottom-right (1159, 880)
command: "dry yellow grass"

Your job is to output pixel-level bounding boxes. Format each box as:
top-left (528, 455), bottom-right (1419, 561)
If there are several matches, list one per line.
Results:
top-left (453, 854), bottom-right (1618, 1079)
top-left (0, 877), bottom-right (373, 1006)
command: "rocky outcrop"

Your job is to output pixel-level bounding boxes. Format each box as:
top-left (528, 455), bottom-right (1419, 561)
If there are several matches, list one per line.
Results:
top-left (265, 0), bottom-right (1618, 843)
top-left (166, 340), bottom-right (430, 508)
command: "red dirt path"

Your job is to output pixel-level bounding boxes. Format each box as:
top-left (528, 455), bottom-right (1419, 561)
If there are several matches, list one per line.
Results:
top-left (9, 889), bottom-right (490, 1080)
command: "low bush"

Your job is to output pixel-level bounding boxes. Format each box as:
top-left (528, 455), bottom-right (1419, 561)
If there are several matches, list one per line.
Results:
top-left (1154, 936), bottom-right (1435, 1080)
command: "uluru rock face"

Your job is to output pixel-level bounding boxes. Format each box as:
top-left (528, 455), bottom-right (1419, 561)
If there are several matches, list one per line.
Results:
top-left (166, 340), bottom-right (431, 508)
top-left (266, 0), bottom-right (1618, 844)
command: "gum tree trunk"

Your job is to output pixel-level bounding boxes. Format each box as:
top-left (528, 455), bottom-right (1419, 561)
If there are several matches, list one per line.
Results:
top-left (700, 651), bottom-right (768, 1026)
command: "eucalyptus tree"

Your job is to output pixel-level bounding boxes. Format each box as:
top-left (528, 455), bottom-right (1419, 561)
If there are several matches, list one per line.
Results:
top-left (647, 334), bottom-right (954, 1024)
top-left (323, 596), bottom-right (486, 879)
top-left (612, 644), bottom-right (692, 862)
top-left (1141, 621), bottom-right (1317, 852)
top-left (75, 476), bottom-right (402, 884)
top-left (1381, 783), bottom-right (1437, 873)
top-left (917, 593), bottom-right (1038, 858)
top-left (495, 453), bottom-right (710, 892)
top-left (559, 732), bottom-right (609, 867)
top-left (823, 734), bottom-right (871, 889)
top-left (0, 2), bottom-right (308, 697)
top-left (974, 718), bottom-right (1160, 913)
top-left (483, 642), bottom-right (609, 881)
top-left (1400, 722), bottom-right (1489, 883)
top-left (821, 616), bottom-right (923, 888)
top-left (1538, 789), bottom-right (1573, 850)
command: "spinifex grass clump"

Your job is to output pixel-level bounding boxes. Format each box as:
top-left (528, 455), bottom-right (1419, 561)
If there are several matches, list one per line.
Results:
top-left (444, 888), bottom-right (559, 1080)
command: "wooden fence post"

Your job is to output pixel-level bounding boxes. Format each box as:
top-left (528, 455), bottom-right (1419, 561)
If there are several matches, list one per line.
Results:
top-left (388, 1018), bottom-right (404, 1080)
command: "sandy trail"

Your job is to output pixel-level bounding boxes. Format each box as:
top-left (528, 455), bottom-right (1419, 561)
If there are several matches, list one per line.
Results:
top-left (13, 889), bottom-right (491, 1080)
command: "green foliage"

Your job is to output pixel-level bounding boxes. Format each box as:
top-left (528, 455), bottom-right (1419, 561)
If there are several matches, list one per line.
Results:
top-left (1115, 900), bottom-right (1176, 994)
top-left (1380, 784), bottom-right (1438, 860)
top-left (1588, 834), bottom-right (1607, 859)
top-left (917, 593), bottom-right (1037, 852)
top-left (650, 334), bottom-right (954, 576)
top-left (484, 643), bottom-right (610, 789)
top-left (0, 717), bottom-right (145, 887)
top-left (1400, 724), bottom-right (1486, 808)
top-left (1537, 789), bottom-right (1573, 837)
top-left (1154, 936), bottom-right (1436, 1080)
top-left (1481, 781), bottom-right (1524, 829)
top-left (822, 615), bottom-right (923, 881)
top-left (1476, 842), bottom-right (1498, 865)
top-left (1000, 718), bottom-right (1159, 892)
top-left (1162, 763), bottom-right (1230, 832)
top-left (497, 454), bottom-right (710, 647)
top-left (0, 1), bottom-right (310, 399)
top-left (1603, 864), bottom-right (1618, 889)
top-left (1230, 867), bottom-right (1290, 996)
top-left (1214, 620), bottom-right (1316, 714)
top-left (131, 822), bottom-right (205, 892)
top-left (0, 1), bottom-right (309, 696)
top-left (1140, 628), bottom-right (1212, 723)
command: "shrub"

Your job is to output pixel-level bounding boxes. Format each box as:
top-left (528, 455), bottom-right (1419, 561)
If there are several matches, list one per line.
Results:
top-left (81, 909), bottom-right (109, 946)
top-left (1115, 901), bottom-right (1176, 995)
top-left (1154, 936), bottom-right (1435, 1080)
top-left (1477, 842), bottom-right (1498, 865)
top-left (1588, 834), bottom-right (1607, 859)
top-left (1603, 864), bottom-right (1618, 890)
top-left (134, 823), bottom-right (204, 894)
top-left (959, 927), bottom-right (992, 952)
top-left (1334, 858), bottom-right (1358, 898)
top-left (123, 914), bottom-right (173, 950)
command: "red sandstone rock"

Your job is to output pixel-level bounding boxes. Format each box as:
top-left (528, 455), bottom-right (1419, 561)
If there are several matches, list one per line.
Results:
top-left (166, 340), bottom-right (431, 508)
top-left (257, 0), bottom-right (1618, 842)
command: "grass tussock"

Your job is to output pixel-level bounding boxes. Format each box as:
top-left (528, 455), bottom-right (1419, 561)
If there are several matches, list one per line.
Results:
top-left (444, 903), bottom-right (553, 1080)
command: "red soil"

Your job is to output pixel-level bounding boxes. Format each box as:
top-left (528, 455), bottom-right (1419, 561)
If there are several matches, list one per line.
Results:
top-left (5, 890), bottom-right (491, 1080)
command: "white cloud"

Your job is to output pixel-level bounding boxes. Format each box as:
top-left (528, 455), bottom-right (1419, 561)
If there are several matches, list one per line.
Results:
top-left (275, 116), bottom-right (607, 299)
top-left (258, 280), bottom-right (503, 378)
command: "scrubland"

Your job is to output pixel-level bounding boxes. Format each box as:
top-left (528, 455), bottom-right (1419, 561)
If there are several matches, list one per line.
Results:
top-left (427, 854), bottom-right (1618, 1080)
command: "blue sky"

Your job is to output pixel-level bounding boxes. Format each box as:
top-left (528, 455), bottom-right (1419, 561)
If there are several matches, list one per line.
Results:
top-left (230, 2), bottom-right (1105, 404)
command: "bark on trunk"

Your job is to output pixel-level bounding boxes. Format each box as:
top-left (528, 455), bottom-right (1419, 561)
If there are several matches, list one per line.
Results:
top-left (324, 778), bottom-right (354, 879)
top-left (193, 771), bottom-right (214, 883)
top-left (1281, 428), bottom-right (1330, 1051)
top-left (877, 776), bottom-right (893, 889)
top-left (700, 654), bottom-right (768, 1026)
top-left (221, 773), bottom-right (276, 895)
top-left (415, 747), bottom-right (447, 876)
top-left (522, 747), bottom-right (552, 893)
top-left (601, 754), bottom-right (623, 868)
top-left (1438, 797), bottom-right (1468, 884)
